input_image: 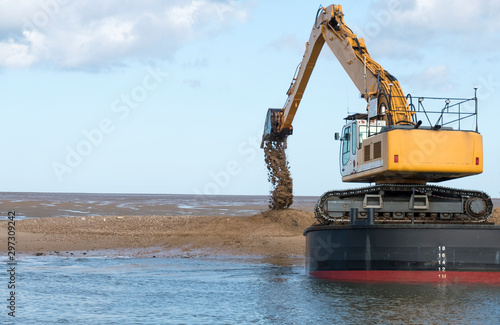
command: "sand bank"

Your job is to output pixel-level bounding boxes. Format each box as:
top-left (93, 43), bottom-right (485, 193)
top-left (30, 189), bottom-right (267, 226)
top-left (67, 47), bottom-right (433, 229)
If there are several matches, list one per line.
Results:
top-left (0, 209), bottom-right (315, 258)
top-left (1, 208), bottom-right (498, 258)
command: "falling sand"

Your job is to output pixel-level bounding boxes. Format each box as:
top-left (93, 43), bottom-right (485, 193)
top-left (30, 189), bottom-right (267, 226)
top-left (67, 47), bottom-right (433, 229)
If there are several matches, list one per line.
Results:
top-left (264, 141), bottom-right (293, 210)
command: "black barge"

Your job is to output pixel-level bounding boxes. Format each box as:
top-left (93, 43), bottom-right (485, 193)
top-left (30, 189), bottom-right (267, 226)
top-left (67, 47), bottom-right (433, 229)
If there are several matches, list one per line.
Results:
top-left (304, 222), bottom-right (500, 283)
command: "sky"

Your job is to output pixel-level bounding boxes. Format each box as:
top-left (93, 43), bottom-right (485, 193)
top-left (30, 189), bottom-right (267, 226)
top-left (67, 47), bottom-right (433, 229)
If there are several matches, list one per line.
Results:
top-left (1, 0), bottom-right (499, 197)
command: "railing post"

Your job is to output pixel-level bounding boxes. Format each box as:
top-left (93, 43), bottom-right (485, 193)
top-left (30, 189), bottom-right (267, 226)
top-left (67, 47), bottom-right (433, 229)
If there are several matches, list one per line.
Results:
top-left (474, 87), bottom-right (478, 132)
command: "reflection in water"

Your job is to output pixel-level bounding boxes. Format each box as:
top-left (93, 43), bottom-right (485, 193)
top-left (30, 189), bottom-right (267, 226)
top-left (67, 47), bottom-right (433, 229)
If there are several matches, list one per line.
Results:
top-left (307, 279), bottom-right (500, 324)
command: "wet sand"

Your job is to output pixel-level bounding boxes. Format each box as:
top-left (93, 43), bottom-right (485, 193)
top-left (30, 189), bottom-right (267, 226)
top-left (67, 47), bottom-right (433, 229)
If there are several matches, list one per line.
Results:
top-left (0, 209), bottom-right (315, 258)
top-left (1, 207), bottom-right (498, 258)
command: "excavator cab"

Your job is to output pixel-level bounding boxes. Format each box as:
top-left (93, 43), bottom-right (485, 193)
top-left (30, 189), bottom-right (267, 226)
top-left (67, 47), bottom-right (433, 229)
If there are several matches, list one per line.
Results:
top-left (338, 115), bottom-right (386, 178)
top-left (339, 121), bottom-right (356, 176)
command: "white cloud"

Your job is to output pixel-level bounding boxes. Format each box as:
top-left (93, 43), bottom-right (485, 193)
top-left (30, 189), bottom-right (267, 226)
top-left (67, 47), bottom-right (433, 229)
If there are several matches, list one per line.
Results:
top-left (0, 30), bottom-right (47, 67)
top-left (183, 78), bottom-right (202, 89)
top-left (348, 0), bottom-right (500, 61)
top-left (0, 0), bottom-right (253, 69)
top-left (389, 0), bottom-right (490, 32)
top-left (412, 65), bottom-right (453, 91)
top-left (268, 33), bottom-right (304, 54)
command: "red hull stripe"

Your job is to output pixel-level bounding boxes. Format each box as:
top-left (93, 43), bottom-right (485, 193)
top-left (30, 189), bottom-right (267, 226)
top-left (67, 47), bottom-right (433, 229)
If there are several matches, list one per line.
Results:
top-left (310, 270), bottom-right (500, 284)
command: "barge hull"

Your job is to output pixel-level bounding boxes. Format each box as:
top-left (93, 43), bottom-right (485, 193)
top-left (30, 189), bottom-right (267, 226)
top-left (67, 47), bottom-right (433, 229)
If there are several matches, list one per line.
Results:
top-left (310, 270), bottom-right (500, 284)
top-left (305, 224), bottom-right (500, 283)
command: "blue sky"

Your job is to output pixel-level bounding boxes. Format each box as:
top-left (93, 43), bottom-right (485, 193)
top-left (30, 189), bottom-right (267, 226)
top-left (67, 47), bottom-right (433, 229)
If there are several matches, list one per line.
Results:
top-left (1, 0), bottom-right (499, 197)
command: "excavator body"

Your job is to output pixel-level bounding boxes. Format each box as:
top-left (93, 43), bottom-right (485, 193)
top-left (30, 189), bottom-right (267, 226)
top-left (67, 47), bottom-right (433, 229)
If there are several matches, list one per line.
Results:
top-left (261, 4), bottom-right (493, 223)
top-left (339, 120), bottom-right (483, 184)
top-left (263, 4), bottom-right (499, 283)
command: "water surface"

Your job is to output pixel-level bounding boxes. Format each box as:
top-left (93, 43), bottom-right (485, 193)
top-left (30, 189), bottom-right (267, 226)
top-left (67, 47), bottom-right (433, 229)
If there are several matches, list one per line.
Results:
top-left (8, 255), bottom-right (500, 324)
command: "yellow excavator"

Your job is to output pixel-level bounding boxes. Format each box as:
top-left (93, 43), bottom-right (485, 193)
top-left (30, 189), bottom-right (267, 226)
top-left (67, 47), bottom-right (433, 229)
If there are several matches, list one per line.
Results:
top-left (261, 5), bottom-right (492, 224)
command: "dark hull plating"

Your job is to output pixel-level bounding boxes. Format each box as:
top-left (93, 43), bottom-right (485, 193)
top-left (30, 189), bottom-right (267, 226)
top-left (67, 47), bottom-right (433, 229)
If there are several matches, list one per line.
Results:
top-left (304, 224), bottom-right (500, 283)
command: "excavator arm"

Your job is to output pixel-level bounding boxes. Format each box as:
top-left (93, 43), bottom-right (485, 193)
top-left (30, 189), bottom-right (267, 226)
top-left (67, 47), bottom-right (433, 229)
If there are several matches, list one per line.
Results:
top-left (261, 5), bottom-right (415, 147)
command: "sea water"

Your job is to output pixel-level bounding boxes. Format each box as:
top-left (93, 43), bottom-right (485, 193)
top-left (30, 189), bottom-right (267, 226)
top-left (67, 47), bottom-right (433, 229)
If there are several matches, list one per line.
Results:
top-left (2, 193), bottom-right (500, 324)
top-left (4, 255), bottom-right (500, 324)
top-left (0, 192), bottom-right (318, 219)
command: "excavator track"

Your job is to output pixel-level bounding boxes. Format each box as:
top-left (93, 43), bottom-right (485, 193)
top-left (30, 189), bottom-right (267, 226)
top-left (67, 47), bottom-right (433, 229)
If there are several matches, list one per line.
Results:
top-left (314, 184), bottom-right (493, 225)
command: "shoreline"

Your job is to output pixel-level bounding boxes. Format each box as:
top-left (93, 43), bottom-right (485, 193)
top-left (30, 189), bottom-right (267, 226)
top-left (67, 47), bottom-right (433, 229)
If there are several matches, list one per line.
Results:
top-left (2, 208), bottom-right (498, 258)
top-left (0, 209), bottom-right (315, 258)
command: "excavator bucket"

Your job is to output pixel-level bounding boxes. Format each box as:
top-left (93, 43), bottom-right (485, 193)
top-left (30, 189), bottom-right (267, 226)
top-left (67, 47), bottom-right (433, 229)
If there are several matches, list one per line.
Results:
top-left (260, 108), bottom-right (292, 148)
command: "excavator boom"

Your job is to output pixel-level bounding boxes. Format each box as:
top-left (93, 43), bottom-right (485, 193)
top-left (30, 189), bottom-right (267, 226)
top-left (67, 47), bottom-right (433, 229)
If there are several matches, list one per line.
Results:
top-left (261, 5), bottom-right (414, 148)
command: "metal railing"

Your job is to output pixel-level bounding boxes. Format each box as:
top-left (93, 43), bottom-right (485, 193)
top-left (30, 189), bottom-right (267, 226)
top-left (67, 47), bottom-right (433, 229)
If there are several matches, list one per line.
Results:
top-left (405, 88), bottom-right (479, 132)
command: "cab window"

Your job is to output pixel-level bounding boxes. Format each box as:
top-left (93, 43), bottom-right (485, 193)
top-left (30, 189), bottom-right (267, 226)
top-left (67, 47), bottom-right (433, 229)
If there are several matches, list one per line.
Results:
top-left (342, 126), bottom-right (351, 166)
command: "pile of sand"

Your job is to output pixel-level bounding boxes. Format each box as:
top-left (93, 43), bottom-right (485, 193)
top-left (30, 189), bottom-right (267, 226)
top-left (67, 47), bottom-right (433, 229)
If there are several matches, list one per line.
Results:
top-left (264, 141), bottom-right (293, 209)
top-left (489, 207), bottom-right (500, 224)
top-left (0, 209), bottom-right (316, 257)
top-left (2, 208), bottom-right (498, 258)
